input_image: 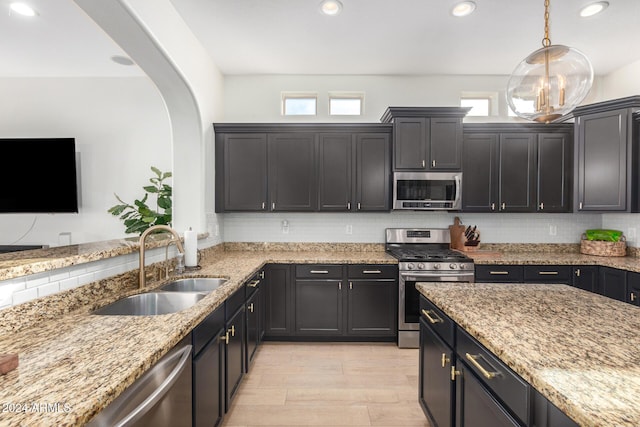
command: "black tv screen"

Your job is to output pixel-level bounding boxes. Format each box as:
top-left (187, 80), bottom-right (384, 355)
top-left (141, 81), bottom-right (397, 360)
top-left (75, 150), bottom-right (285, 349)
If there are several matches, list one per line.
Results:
top-left (0, 138), bottom-right (79, 213)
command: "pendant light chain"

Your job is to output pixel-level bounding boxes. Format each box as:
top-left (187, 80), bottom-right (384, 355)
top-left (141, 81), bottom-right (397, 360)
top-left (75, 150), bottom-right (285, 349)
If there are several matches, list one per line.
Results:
top-left (542, 0), bottom-right (551, 47)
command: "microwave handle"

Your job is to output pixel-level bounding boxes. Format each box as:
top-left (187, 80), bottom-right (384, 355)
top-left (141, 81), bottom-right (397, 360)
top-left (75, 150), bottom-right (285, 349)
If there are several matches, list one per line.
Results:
top-left (454, 175), bottom-right (462, 206)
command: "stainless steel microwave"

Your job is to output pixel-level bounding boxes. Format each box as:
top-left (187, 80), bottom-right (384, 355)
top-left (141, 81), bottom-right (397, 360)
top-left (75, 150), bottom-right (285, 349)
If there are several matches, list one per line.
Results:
top-left (393, 172), bottom-right (462, 210)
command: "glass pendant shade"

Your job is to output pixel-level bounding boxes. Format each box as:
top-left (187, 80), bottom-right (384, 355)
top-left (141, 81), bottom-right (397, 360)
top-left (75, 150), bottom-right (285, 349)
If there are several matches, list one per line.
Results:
top-left (507, 45), bottom-right (594, 123)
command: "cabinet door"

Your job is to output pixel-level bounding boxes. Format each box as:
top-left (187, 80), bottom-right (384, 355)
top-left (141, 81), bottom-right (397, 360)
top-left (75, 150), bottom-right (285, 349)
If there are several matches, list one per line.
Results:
top-left (268, 133), bottom-right (317, 211)
top-left (498, 133), bottom-right (536, 212)
top-left (430, 117), bottom-right (463, 170)
top-left (537, 132), bottom-right (572, 212)
top-left (355, 133), bottom-right (390, 211)
top-left (571, 266), bottom-right (598, 293)
top-left (246, 288), bottom-right (260, 370)
top-left (462, 133), bottom-right (499, 212)
top-left (456, 363), bottom-right (520, 427)
top-left (193, 328), bottom-right (224, 427)
top-left (394, 117), bottom-right (428, 170)
top-left (575, 109), bottom-right (628, 211)
top-left (221, 133), bottom-right (268, 211)
top-left (225, 306), bottom-right (245, 411)
top-left (264, 265), bottom-right (294, 337)
top-left (627, 272), bottom-right (640, 306)
top-left (295, 280), bottom-right (343, 335)
top-left (419, 318), bottom-right (454, 427)
top-left (318, 133), bottom-right (352, 211)
top-left (346, 279), bottom-right (396, 336)
top-left (598, 267), bottom-right (627, 302)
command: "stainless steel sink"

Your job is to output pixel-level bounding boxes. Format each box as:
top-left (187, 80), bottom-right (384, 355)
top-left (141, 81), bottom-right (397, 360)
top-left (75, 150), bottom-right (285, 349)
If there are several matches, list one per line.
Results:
top-left (158, 277), bottom-right (227, 294)
top-left (92, 292), bottom-right (205, 316)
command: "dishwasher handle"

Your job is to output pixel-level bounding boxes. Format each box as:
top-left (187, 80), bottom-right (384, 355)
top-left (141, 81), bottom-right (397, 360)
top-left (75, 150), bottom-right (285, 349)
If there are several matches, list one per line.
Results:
top-left (114, 345), bottom-right (192, 427)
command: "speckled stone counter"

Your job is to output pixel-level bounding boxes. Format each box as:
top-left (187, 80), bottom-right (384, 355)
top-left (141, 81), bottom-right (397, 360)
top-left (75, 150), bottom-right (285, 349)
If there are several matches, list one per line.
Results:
top-left (0, 248), bottom-right (395, 427)
top-left (417, 282), bottom-right (640, 427)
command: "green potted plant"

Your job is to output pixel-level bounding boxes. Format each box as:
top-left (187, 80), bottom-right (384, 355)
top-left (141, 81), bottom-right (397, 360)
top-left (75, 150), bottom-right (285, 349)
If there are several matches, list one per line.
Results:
top-left (108, 166), bottom-right (173, 235)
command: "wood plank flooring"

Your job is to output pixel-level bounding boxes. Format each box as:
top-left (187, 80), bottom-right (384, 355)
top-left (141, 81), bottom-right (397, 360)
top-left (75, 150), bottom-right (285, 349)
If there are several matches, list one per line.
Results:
top-left (222, 342), bottom-right (431, 427)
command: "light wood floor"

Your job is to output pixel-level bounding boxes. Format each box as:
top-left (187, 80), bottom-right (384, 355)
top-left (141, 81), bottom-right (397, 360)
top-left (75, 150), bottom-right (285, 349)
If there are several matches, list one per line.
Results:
top-left (222, 342), bottom-right (431, 427)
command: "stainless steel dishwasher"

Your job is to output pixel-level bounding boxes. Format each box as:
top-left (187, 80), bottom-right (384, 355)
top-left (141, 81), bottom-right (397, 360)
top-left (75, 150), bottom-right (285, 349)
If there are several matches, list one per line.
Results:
top-left (87, 343), bottom-right (192, 427)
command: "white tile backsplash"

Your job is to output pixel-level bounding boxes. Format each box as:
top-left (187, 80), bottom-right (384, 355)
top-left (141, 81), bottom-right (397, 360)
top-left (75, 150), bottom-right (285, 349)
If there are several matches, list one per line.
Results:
top-left (602, 214), bottom-right (640, 246)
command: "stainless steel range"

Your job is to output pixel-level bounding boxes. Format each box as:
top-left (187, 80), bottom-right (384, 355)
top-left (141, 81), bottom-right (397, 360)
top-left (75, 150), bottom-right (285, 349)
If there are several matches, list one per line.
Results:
top-left (385, 228), bottom-right (475, 348)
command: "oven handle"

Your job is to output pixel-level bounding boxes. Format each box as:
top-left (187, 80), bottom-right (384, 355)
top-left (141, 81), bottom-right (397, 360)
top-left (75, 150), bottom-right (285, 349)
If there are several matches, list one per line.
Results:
top-left (400, 271), bottom-right (474, 281)
top-left (454, 174), bottom-right (462, 208)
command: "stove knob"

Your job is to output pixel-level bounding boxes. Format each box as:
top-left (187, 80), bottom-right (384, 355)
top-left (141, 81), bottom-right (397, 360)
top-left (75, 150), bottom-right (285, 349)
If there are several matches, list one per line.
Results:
top-left (433, 264), bottom-right (441, 270)
top-left (459, 264), bottom-right (466, 270)
top-left (449, 263), bottom-right (457, 270)
top-left (407, 263), bottom-right (415, 270)
top-left (418, 263), bottom-right (425, 270)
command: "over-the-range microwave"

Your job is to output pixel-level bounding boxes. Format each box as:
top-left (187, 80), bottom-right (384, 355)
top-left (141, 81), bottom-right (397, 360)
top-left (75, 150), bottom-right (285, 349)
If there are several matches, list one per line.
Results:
top-left (392, 171), bottom-right (462, 210)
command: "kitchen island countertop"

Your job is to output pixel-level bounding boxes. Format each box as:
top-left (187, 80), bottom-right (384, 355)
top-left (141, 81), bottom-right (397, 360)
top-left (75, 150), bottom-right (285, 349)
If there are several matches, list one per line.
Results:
top-left (417, 281), bottom-right (640, 427)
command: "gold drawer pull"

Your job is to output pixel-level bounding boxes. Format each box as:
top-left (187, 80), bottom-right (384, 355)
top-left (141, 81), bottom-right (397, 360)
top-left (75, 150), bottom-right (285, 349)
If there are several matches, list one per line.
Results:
top-left (310, 270), bottom-right (329, 274)
top-left (465, 353), bottom-right (500, 379)
top-left (248, 279), bottom-right (260, 287)
top-left (538, 271), bottom-right (559, 275)
top-left (363, 270), bottom-right (382, 274)
top-left (421, 309), bottom-right (443, 324)
top-left (489, 271), bottom-right (509, 275)
top-left (441, 353), bottom-right (450, 368)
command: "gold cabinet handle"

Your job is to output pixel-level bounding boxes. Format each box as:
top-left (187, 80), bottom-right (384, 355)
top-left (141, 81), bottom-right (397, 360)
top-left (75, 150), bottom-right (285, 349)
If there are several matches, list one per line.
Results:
top-left (451, 365), bottom-right (461, 381)
top-left (501, 202), bottom-right (506, 210)
top-left (349, 281), bottom-right (353, 290)
top-left (347, 202), bottom-right (351, 210)
top-left (579, 202), bottom-right (583, 210)
top-left (465, 353), bottom-right (500, 379)
top-left (539, 202), bottom-right (544, 210)
top-left (432, 160), bottom-right (436, 168)
top-left (261, 202), bottom-right (266, 210)
top-left (441, 353), bottom-right (450, 368)
top-left (491, 203), bottom-right (495, 211)
top-left (357, 202), bottom-right (361, 210)
top-left (230, 325), bottom-right (235, 337)
top-left (248, 302), bottom-right (254, 313)
top-left (489, 271), bottom-right (509, 275)
top-left (631, 293), bottom-right (637, 302)
top-left (272, 202), bottom-right (276, 210)
top-left (422, 159), bottom-right (426, 168)
top-left (310, 270), bottom-right (329, 274)
top-left (248, 279), bottom-right (260, 287)
top-left (575, 268), bottom-right (581, 277)
top-left (362, 270), bottom-right (382, 274)
top-left (538, 271), bottom-right (559, 275)
top-left (421, 309), bottom-right (443, 324)
top-left (221, 332), bottom-right (229, 345)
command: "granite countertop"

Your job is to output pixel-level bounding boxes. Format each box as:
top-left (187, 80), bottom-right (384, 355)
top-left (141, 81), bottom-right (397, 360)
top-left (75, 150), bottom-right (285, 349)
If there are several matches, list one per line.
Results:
top-left (417, 282), bottom-right (640, 427)
top-left (0, 249), bottom-right (395, 427)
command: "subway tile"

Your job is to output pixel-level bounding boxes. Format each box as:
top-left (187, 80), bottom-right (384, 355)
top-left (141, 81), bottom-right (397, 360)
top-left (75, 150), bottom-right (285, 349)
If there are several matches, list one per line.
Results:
top-left (12, 287), bottom-right (38, 305)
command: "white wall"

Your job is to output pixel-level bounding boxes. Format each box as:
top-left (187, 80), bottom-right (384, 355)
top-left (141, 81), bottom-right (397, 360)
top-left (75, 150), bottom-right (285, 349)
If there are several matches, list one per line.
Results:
top-left (0, 77), bottom-right (172, 246)
top-left (601, 59), bottom-right (640, 99)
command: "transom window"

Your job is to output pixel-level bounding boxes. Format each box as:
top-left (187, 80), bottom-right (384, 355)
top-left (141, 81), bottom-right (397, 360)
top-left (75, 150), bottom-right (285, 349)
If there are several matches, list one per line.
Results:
top-left (329, 92), bottom-right (364, 116)
top-left (461, 98), bottom-right (490, 117)
top-left (282, 93), bottom-right (317, 116)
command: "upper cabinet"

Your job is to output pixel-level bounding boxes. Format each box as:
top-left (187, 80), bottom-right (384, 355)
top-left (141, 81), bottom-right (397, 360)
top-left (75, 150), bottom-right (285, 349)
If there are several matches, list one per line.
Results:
top-left (462, 124), bottom-right (572, 213)
top-left (214, 124), bottom-right (392, 213)
top-left (380, 107), bottom-right (469, 171)
top-left (571, 96), bottom-right (640, 212)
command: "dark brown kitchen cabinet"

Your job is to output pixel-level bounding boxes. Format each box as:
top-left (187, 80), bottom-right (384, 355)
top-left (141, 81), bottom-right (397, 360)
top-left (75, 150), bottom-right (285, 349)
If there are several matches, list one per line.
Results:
top-left (217, 133), bottom-right (268, 212)
top-left (475, 265), bottom-right (524, 283)
top-left (263, 264), bottom-right (294, 338)
top-left (268, 132), bottom-right (317, 211)
top-left (295, 265), bottom-right (344, 336)
top-left (627, 271), bottom-right (640, 306)
top-left (380, 107), bottom-right (469, 171)
top-left (224, 287), bottom-right (246, 411)
top-left (462, 124), bottom-right (572, 213)
top-left (346, 265), bottom-right (397, 336)
top-left (598, 267), bottom-right (627, 302)
top-left (572, 96), bottom-right (640, 212)
top-left (571, 266), bottom-right (598, 293)
top-left (523, 265), bottom-right (571, 284)
top-left (318, 132), bottom-right (391, 212)
top-left (245, 271), bottom-right (263, 370)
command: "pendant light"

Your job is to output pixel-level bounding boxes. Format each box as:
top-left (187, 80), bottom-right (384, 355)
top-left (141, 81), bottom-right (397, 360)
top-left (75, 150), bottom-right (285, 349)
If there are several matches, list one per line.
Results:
top-left (506, 0), bottom-right (594, 123)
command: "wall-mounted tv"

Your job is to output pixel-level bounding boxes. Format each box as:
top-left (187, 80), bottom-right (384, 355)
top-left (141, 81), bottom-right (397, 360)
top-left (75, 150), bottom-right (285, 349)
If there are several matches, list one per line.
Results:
top-left (0, 138), bottom-right (79, 213)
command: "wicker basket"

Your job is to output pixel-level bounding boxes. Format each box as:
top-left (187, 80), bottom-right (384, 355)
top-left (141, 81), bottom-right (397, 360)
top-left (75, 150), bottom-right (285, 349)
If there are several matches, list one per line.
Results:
top-left (580, 234), bottom-right (627, 257)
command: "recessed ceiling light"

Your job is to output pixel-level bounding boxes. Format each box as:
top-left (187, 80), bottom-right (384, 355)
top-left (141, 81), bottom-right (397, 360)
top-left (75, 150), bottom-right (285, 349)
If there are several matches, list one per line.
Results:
top-left (319, 0), bottom-right (343, 16)
top-left (111, 55), bottom-right (135, 66)
top-left (452, 1), bottom-right (476, 17)
top-left (9, 2), bottom-right (37, 17)
top-left (579, 1), bottom-right (609, 17)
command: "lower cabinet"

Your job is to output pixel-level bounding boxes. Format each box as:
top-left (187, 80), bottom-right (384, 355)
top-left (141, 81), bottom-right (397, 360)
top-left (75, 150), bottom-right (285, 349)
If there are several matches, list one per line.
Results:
top-left (295, 278), bottom-right (343, 335)
top-left (419, 294), bottom-right (578, 427)
top-left (224, 287), bottom-right (246, 411)
top-left (246, 275), bottom-right (262, 369)
top-left (598, 266), bottom-right (627, 302)
top-left (571, 266), bottom-right (598, 293)
top-left (264, 264), bottom-right (295, 338)
top-left (627, 271), bottom-right (640, 306)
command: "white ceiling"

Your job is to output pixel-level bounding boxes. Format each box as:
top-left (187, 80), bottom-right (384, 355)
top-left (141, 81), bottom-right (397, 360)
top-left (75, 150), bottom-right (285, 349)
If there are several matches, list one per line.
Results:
top-left (2, 0), bottom-right (640, 77)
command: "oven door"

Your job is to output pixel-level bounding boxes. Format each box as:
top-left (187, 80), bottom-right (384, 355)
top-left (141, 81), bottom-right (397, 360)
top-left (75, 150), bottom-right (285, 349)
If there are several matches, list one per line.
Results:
top-left (398, 270), bottom-right (474, 332)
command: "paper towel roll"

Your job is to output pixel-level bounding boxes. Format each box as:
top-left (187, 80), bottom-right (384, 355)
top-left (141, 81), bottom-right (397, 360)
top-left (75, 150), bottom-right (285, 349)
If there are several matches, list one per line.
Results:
top-left (184, 228), bottom-right (198, 267)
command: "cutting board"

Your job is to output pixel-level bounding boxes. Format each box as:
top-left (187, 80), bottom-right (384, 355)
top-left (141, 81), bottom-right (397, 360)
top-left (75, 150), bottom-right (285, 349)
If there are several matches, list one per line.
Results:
top-left (448, 217), bottom-right (466, 251)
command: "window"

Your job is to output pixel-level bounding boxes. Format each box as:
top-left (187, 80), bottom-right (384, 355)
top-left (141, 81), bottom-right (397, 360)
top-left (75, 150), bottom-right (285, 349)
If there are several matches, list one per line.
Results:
top-left (282, 93), bottom-right (317, 116)
top-left (329, 92), bottom-right (364, 116)
top-left (461, 98), bottom-right (490, 117)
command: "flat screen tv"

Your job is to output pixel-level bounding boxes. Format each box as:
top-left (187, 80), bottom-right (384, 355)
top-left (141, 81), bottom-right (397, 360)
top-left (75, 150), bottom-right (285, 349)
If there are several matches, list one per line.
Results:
top-left (0, 138), bottom-right (79, 213)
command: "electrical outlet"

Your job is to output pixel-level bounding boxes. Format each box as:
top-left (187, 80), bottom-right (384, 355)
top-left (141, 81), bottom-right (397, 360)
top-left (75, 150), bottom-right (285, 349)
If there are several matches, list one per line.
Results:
top-left (549, 225), bottom-right (557, 236)
top-left (345, 224), bottom-right (353, 235)
top-left (282, 220), bottom-right (289, 234)
top-left (628, 227), bottom-right (636, 242)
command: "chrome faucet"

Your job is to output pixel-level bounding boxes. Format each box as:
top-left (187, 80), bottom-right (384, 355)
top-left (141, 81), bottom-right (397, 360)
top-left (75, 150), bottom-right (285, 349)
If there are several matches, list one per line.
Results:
top-left (138, 225), bottom-right (185, 289)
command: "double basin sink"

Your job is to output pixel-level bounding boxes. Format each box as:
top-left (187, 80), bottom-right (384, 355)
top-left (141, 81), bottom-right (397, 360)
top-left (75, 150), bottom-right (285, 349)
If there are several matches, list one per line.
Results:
top-left (92, 278), bottom-right (227, 316)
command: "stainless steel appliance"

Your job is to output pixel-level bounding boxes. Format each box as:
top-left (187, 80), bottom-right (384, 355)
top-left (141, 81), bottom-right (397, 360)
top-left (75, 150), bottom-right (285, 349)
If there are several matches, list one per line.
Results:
top-left (393, 172), bottom-right (462, 210)
top-left (385, 228), bottom-right (474, 348)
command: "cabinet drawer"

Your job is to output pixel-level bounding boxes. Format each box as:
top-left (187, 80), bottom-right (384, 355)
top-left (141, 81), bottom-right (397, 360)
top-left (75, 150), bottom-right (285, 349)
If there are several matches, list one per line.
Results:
top-left (296, 264), bottom-right (343, 279)
top-left (245, 271), bottom-right (263, 298)
top-left (457, 327), bottom-right (530, 425)
top-left (226, 286), bottom-right (246, 320)
top-left (475, 265), bottom-right (523, 282)
top-left (419, 296), bottom-right (454, 348)
top-left (523, 265), bottom-right (571, 283)
top-left (347, 264), bottom-right (397, 279)
top-left (192, 305), bottom-right (225, 356)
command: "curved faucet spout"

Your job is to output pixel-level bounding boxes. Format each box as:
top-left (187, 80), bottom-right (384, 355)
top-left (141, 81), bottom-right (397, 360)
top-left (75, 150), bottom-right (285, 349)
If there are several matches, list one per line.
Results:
top-left (139, 225), bottom-right (185, 289)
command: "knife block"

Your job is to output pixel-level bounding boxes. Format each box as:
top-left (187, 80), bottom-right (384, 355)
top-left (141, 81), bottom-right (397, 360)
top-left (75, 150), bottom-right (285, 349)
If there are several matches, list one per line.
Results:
top-left (449, 217), bottom-right (466, 251)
